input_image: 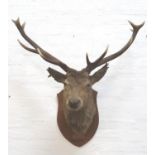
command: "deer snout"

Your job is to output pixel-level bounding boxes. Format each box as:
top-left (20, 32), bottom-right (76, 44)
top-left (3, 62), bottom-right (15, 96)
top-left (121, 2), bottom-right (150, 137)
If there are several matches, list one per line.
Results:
top-left (67, 98), bottom-right (83, 111)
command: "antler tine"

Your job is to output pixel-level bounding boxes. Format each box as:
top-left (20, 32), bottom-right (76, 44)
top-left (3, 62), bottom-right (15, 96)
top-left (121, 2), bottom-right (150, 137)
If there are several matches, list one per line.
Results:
top-left (12, 18), bottom-right (72, 72)
top-left (85, 46), bottom-right (109, 73)
top-left (97, 21), bottom-right (145, 66)
top-left (86, 53), bottom-right (91, 66)
top-left (17, 39), bottom-right (37, 53)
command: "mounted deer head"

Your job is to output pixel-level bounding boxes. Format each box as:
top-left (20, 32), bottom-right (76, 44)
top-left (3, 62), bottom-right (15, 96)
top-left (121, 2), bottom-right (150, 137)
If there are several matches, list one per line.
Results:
top-left (12, 18), bottom-right (144, 147)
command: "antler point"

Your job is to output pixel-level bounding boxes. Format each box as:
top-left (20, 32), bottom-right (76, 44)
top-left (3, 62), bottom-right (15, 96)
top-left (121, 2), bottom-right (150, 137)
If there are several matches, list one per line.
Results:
top-left (86, 52), bottom-right (91, 65)
top-left (140, 21), bottom-right (145, 27)
top-left (128, 20), bottom-right (134, 27)
top-left (17, 39), bottom-right (22, 44)
top-left (16, 17), bottom-right (20, 23)
top-left (11, 19), bottom-right (16, 24)
top-left (106, 44), bottom-right (109, 50)
top-left (22, 22), bottom-right (26, 29)
top-left (17, 39), bottom-right (24, 47)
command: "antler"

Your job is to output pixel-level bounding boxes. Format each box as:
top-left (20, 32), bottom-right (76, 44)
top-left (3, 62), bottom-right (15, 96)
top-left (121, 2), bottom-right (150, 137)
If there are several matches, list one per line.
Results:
top-left (12, 18), bottom-right (72, 72)
top-left (85, 21), bottom-right (144, 73)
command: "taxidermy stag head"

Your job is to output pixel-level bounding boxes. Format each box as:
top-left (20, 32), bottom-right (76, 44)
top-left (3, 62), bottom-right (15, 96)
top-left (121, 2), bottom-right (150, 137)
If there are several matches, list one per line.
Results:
top-left (13, 18), bottom-right (144, 147)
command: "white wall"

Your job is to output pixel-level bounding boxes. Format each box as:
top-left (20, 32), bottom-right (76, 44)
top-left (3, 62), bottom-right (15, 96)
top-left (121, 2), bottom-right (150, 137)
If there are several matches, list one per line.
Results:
top-left (9, 0), bottom-right (146, 155)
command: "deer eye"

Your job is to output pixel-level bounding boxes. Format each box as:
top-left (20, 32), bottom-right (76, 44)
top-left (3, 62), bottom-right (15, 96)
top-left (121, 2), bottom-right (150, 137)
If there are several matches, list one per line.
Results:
top-left (85, 82), bottom-right (91, 87)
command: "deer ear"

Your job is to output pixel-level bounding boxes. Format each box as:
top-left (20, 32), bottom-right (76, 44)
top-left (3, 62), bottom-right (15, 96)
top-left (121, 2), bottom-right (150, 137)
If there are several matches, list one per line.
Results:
top-left (90, 63), bottom-right (108, 84)
top-left (47, 67), bottom-right (66, 83)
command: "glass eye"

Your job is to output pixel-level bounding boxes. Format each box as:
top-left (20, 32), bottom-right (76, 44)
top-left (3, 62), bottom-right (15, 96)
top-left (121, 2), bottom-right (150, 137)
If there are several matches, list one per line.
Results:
top-left (86, 83), bottom-right (91, 87)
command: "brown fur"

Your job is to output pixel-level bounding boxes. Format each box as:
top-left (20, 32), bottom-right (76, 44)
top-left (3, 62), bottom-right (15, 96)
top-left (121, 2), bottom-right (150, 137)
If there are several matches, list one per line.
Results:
top-left (62, 71), bottom-right (97, 134)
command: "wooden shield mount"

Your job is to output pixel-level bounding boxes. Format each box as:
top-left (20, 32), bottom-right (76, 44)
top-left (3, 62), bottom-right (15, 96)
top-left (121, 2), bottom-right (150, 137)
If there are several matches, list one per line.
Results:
top-left (57, 90), bottom-right (99, 147)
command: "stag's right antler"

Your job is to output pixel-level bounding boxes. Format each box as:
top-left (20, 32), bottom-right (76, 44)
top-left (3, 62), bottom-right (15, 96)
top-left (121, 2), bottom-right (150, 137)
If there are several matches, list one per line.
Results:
top-left (12, 18), bottom-right (72, 72)
top-left (85, 21), bottom-right (145, 73)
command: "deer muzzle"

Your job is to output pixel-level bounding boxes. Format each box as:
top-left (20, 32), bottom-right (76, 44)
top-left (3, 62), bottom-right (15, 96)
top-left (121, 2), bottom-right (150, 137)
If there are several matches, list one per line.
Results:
top-left (67, 98), bottom-right (83, 111)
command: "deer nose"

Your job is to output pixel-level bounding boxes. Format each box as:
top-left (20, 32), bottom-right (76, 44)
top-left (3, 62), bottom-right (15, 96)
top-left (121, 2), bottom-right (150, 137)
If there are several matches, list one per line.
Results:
top-left (68, 98), bottom-right (82, 110)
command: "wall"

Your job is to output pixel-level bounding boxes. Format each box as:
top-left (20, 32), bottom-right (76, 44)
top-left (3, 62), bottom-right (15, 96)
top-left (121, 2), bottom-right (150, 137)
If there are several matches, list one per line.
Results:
top-left (9, 0), bottom-right (146, 155)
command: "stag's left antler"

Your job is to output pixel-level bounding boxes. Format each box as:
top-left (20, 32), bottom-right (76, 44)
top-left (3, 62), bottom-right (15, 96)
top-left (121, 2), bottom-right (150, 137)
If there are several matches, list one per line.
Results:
top-left (12, 18), bottom-right (73, 72)
top-left (85, 21), bottom-right (145, 73)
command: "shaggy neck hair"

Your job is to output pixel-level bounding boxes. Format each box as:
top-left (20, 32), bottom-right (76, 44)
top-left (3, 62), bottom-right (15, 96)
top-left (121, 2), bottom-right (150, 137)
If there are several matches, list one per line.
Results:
top-left (64, 104), bottom-right (97, 134)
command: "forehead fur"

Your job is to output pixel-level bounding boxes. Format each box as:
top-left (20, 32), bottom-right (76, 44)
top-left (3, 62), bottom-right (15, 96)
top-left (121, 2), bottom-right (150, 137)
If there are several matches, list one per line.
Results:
top-left (66, 70), bottom-right (90, 84)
